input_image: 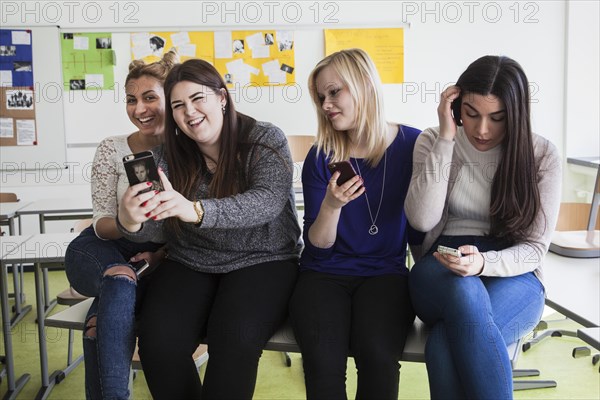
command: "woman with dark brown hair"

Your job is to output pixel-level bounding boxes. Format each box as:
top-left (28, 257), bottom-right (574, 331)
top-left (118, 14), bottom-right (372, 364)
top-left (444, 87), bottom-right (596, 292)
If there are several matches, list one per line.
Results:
top-left (117, 58), bottom-right (301, 399)
top-left (405, 55), bottom-right (562, 399)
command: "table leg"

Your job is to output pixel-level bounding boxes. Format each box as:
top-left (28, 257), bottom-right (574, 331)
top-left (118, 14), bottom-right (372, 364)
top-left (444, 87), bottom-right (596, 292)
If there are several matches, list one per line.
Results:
top-left (1, 263), bottom-right (31, 399)
top-left (9, 263), bottom-right (31, 327)
top-left (33, 262), bottom-right (62, 400)
top-left (36, 214), bottom-right (57, 317)
top-left (6, 217), bottom-right (31, 326)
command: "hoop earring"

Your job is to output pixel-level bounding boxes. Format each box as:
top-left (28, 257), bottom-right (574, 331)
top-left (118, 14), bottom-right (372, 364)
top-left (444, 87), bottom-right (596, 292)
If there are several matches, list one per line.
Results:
top-left (175, 128), bottom-right (180, 136)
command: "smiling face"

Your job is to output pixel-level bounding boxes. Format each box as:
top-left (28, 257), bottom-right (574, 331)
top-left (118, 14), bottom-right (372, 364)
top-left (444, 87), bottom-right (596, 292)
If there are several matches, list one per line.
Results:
top-left (125, 75), bottom-right (166, 137)
top-left (460, 92), bottom-right (507, 151)
top-left (170, 81), bottom-right (226, 149)
top-left (314, 65), bottom-right (356, 133)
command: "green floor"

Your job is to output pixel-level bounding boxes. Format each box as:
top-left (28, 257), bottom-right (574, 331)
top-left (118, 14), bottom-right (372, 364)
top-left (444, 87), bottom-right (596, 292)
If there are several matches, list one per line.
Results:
top-left (1, 270), bottom-right (599, 399)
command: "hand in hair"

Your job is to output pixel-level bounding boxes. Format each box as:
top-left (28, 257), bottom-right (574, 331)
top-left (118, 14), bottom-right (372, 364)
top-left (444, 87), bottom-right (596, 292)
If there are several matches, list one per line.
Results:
top-left (141, 168), bottom-right (198, 223)
top-left (433, 244), bottom-right (485, 277)
top-left (437, 85), bottom-right (461, 141)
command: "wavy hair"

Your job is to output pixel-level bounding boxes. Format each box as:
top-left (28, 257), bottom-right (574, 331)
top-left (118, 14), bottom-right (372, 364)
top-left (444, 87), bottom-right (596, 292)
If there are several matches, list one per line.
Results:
top-left (125, 47), bottom-right (179, 86)
top-left (456, 55), bottom-right (541, 243)
top-left (308, 48), bottom-right (388, 166)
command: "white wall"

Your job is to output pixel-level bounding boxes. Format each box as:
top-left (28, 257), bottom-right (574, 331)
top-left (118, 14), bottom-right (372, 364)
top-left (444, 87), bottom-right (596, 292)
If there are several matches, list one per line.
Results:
top-left (563, 0), bottom-right (600, 202)
top-left (1, 1), bottom-right (598, 232)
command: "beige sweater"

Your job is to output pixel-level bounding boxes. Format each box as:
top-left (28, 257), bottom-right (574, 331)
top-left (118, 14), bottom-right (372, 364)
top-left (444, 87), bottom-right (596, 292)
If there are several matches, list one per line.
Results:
top-left (405, 126), bottom-right (562, 284)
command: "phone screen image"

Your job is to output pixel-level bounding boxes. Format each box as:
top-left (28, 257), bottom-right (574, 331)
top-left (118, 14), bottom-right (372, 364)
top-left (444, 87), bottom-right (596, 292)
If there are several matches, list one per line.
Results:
top-left (123, 151), bottom-right (163, 194)
top-left (327, 161), bottom-right (358, 186)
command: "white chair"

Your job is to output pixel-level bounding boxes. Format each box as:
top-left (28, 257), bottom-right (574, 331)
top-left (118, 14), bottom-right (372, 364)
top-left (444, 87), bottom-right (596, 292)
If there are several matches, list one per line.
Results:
top-left (550, 167), bottom-right (600, 258)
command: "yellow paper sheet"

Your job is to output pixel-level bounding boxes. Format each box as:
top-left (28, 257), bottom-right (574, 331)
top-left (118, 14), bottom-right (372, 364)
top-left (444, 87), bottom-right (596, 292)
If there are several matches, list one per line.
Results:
top-left (325, 28), bottom-right (404, 84)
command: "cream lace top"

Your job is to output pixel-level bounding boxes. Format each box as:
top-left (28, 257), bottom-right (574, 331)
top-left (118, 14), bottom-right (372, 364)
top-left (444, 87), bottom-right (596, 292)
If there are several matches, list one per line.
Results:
top-left (91, 135), bottom-right (134, 235)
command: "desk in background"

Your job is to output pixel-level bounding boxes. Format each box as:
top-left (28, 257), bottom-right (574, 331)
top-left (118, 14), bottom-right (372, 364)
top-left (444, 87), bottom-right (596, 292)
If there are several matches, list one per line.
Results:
top-left (0, 201), bottom-right (33, 326)
top-left (0, 201), bottom-right (31, 236)
top-left (16, 197), bottom-right (93, 234)
top-left (1, 232), bottom-right (78, 400)
top-left (16, 198), bottom-right (92, 316)
top-left (0, 234), bottom-right (33, 400)
top-left (544, 252), bottom-right (599, 328)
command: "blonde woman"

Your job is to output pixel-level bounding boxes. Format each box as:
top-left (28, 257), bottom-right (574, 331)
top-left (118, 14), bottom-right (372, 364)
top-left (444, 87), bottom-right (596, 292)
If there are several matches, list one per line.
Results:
top-left (289, 49), bottom-right (421, 398)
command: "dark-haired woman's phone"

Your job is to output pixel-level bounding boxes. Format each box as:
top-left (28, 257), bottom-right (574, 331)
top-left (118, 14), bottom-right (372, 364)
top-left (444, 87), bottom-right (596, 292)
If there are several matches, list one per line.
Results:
top-left (451, 96), bottom-right (463, 126)
top-left (327, 161), bottom-right (358, 185)
top-left (123, 151), bottom-right (163, 194)
top-left (133, 260), bottom-right (150, 277)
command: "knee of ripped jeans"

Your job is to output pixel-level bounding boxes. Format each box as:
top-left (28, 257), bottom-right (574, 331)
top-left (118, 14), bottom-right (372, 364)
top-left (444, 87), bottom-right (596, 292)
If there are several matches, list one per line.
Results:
top-left (84, 314), bottom-right (97, 339)
top-left (103, 265), bottom-right (137, 283)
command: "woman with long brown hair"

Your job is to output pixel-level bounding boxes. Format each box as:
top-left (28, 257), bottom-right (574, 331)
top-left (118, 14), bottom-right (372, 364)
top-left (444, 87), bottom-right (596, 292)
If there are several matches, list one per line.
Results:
top-left (117, 58), bottom-right (301, 399)
top-left (406, 55), bottom-right (562, 399)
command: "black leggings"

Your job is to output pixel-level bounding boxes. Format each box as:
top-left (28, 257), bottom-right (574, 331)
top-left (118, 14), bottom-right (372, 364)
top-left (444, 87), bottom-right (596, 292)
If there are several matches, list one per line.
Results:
top-left (289, 270), bottom-right (414, 400)
top-left (136, 258), bottom-right (298, 399)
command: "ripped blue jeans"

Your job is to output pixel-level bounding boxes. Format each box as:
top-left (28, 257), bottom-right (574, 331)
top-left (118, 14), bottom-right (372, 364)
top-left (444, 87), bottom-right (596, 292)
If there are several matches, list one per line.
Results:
top-left (65, 226), bottom-right (162, 400)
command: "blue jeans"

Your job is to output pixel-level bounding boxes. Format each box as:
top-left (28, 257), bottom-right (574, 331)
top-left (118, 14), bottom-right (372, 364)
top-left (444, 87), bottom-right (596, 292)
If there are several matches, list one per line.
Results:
top-left (409, 236), bottom-right (545, 400)
top-left (65, 226), bottom-right (162, 400)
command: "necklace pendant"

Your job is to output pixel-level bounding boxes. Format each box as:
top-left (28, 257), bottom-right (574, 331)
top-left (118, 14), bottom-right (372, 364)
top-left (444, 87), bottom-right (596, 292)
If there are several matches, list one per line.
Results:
top-left (369, 225), bottom-right (379, 235)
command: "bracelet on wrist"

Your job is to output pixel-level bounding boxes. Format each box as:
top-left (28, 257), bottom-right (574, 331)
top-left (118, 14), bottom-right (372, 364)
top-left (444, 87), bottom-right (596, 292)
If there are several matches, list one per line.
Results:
top-left (193, 200), bottom-right (205, 225)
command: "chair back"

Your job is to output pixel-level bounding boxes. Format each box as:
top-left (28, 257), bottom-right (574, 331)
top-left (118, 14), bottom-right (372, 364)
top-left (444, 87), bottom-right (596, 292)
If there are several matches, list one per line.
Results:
top-left (0, 192), bottom-right (18, 203)
top-left (287, 135), bottom-right (315, 163)
top-left (555, 203), bottom-right (600, 231)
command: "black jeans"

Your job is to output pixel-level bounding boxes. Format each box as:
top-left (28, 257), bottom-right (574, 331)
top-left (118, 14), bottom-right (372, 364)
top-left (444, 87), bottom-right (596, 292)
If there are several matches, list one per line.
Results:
top-left (289, 270), bottom-right (414, 400)
top-left (136, 257), bottom-right (298, 399)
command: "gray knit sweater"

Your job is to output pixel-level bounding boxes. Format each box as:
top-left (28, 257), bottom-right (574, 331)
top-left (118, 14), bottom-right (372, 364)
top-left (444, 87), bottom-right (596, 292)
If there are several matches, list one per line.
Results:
top-left (405, 126), bottom-right (562, 284)
top-left (121, 121), bottom-right (302, 273)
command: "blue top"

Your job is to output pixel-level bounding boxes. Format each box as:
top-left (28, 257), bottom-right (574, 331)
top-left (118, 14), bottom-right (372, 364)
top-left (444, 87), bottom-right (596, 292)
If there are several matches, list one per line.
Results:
top-left (300, 125), bottom-right (422, 276)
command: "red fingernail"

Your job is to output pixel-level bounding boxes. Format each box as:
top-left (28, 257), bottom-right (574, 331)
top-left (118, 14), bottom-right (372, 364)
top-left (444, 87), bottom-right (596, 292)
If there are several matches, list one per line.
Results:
top-left (152, 216), bottom-right (157, 220)
top-left (154, 190), bottom-right (159, 194)
top-left (145, 212), bottom-right (151, 217)
top-left (141, 201), bottom-right (147, 207)
top-left (147, 182), bottom-right (152, 186)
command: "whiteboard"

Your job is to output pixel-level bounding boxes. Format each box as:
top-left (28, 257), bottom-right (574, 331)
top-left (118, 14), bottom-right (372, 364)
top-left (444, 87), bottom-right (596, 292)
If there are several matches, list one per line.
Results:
top-left (0, 26), bottom-right (67, 171)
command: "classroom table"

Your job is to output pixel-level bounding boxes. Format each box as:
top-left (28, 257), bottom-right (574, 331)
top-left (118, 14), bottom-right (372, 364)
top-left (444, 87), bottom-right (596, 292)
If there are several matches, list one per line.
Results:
top-left (0, 201), bottom-right (31, 236)
top-left (0, 201), bottom-right (33, 327)
top-left (0, 232), bottom-right (78, 400)
top-left (0, 234), bottom-right (33, 400)
top-left (543, 252), bottom-right (600, 328)
top-left (16, 197), bottom-right (93, 234)
top-left (16, 197), bottom-right (92, 317)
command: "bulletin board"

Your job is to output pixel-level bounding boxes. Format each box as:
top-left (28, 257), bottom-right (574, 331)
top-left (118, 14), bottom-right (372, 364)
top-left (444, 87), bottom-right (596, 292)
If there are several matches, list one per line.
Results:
top-left (0, 28), bottom-right (37, 146)
top-left (0, 26), bottom-right (67, 170)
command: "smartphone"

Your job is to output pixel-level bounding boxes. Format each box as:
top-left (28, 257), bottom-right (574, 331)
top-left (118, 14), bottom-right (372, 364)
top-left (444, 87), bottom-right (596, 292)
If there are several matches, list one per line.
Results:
top-left (133, 260), bottom-right (150, 277)
top-left (451, 96), bottom-right (463, 126)
top-left (327, 161), bottom-right (358, 185)
top-left (123, 151), bottom-right (163, 194)
top-left (437, 245), bottom-right (463, 258)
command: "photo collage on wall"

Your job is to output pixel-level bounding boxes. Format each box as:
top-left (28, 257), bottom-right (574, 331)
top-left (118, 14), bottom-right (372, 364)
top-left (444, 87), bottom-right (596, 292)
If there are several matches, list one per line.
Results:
top-left (0, 28), bottom-right (37, 146)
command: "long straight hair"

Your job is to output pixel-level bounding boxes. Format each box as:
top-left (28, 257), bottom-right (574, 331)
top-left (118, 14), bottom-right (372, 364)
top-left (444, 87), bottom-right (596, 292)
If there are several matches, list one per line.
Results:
top-left (308, 49), bottom-right (388, 166)
top-left (162, 59), bottom-right (256, 232)
top-left (456, 55), bottom-right (541, 244)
